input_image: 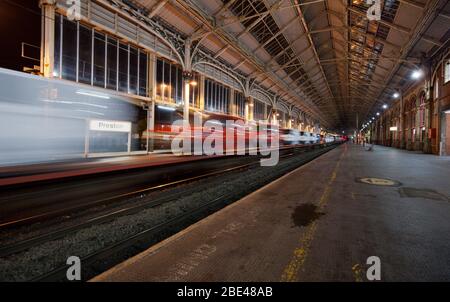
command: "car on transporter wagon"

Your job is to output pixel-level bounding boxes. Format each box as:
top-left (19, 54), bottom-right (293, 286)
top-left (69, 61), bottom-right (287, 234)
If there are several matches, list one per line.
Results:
top-left (280, 129), bottom-right (321, 145)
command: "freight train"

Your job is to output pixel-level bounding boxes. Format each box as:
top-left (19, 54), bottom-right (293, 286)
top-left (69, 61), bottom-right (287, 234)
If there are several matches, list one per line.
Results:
top-left (0, 68), bottom-right (339, 166)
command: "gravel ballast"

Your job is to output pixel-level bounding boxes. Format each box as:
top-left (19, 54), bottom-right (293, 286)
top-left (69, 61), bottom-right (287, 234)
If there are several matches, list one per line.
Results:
top-left (0, 145), bottom-right (337, 281)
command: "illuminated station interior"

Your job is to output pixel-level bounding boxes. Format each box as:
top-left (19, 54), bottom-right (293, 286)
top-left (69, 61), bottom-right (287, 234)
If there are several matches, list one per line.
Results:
top-left (0, 0), bottom-right (449, 282)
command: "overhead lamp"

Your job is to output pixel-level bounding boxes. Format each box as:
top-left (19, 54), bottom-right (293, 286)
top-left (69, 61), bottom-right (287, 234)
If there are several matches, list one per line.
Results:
top-left (376, 112), bottom-right (380, 116)
top-left (190, 80), bottom-right (198, 86)
top-left (411, 70), bottom-right (423, 80)
top-left (382, 104), bottom-right (388, 109)
top-left (393, 92), bottom-right (400, 98)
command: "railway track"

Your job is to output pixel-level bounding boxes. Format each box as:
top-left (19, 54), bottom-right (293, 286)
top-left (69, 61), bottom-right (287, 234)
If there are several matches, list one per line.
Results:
top-left (0, 144), bottom-right (317, 231)
top-left (0, 143), bottom-right (340, 281)
top-left (0, 145), bottom-right (307, 230)
top-left (0, 163), bottom-right (254, 257)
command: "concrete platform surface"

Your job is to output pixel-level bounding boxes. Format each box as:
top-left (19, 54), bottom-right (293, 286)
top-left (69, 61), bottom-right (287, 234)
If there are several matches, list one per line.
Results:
top-left (92, 144), bottom-right (450, 282)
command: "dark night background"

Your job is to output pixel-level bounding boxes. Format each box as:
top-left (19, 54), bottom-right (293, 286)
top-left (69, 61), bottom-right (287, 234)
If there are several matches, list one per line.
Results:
top-left (0, 0), bottom-right (41, 72)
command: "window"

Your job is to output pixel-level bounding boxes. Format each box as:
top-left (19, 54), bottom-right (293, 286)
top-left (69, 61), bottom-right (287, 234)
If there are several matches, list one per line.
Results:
top-left (93, 32), bottom-right (106, 88)
top-left (419, 93), bottom-right (426, 127)
top-left (234, 91), bottom-right (245, 117)
top-left (218, 85), bottom-right (223, 112)
top-left (54, 14), bottom-right (147, 97)
top-left (106, 37), bottom-right (117, 90)
top-left (156, 58), bottom-right (184, 103)
top-left (204, 79), bottom-right (230, 114)
top-left (253, 99), bottom-right (265, 121)
top-left (54, 14), bottom-right (61, 77)
top-left (445, 60), bottom-right (450, 84)
top-left (138, 51), bottom-right (148, 97)
top-left (189, 73), bottom-right (200, 107)
top-left (163, 60), bottom-right (170, 98)
top-left (170, 64), bottom-right (177, 102)
top-left (205, 79), bottom-right (212, 112)
top-left (156, 59), bottom-right (163, 97)
top-left (410, 100), bottom-right (415, 130)
top-left (176, 68), bottom-right (183, 103)
top-left (61, 17), bottom-right (77, 81)
top-left (118, 43), bottom-right (129, 92)
top-left (78, 25), bottom-right (92, 84)
top-left (129, 46), bottom-right (138, 95)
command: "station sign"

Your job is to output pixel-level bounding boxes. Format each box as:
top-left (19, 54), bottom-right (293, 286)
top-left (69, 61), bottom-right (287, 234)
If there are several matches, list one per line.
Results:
top-left (89, 120), bottom-right (131, 133)
top-left (390, 126), bottom-right (398, 131)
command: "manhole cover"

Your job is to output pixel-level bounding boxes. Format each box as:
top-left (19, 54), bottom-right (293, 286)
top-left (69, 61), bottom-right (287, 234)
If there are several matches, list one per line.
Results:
top-left (356, 177), bottom-right (401, 187)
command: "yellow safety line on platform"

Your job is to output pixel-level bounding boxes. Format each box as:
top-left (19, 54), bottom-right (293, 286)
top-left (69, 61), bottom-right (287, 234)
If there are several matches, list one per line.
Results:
top-left (280, 145), bottom-right (346, 282)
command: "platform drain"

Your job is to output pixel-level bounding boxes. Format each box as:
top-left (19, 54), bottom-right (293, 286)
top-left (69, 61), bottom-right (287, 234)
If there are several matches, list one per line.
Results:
top-left (356, 177), bottom-right (401, 187)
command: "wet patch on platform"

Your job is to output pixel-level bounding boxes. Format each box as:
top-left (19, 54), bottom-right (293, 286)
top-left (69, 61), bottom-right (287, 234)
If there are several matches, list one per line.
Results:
top-left (355, 177), bottom-right (401, 187)
top-left (398, 187), bottom-right (449, 202)
top-left (291, 203), bottom-right (324, 227)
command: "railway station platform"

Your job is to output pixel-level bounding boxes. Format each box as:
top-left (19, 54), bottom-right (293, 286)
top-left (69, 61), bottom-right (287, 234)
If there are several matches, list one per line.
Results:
top-left (0, 145), bottom-right (302, 187)
top-left (92, 143), bottom-right (450, 282)
top-left (0, 153), bottom-right (210, 187)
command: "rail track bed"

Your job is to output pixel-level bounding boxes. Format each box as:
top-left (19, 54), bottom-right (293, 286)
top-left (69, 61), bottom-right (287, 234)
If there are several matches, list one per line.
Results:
top-left (0, 143), bottom-right (339, 281)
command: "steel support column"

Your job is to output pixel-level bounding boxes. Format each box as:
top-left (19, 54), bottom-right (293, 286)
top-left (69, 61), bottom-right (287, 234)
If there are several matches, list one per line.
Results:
top-left (40, 0), bottom-right (56, 77)
top-left (148, 53), bottom-right (157, 152)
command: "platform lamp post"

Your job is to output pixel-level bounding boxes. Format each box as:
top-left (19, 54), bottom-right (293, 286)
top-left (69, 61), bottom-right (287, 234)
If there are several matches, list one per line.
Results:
top-left (287, 116), bottom-right (292, 129)
top-left (244, 96), bottom-right (254, 122)
top-left (183, 71), bottom-right (194, 124)
top-left (182, 37), bottom-right (194, 128)
top-left (274, 110), bottom-right (280, 126)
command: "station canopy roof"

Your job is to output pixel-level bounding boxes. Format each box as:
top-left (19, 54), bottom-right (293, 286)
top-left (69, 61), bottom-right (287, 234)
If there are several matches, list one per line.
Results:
top-left (128, 0), bottom-right (450, 130)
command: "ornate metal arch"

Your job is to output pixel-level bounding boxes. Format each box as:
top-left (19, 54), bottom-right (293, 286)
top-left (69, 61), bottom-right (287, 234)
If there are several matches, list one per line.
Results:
top-left (192, 61), bottom-right (246, 92)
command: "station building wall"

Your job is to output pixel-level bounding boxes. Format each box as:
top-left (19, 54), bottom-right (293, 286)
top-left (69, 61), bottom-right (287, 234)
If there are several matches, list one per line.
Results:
top-left (372, 51), bottom-right (450, 156)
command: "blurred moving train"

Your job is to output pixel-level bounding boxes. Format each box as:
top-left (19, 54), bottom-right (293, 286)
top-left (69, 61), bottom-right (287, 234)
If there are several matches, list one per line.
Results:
top-left (150, 111), bottom-right (334, 151)
top-left (0, 68), bottom-right (341, 166)
top-left (280, 129), bottom-right (319, 145)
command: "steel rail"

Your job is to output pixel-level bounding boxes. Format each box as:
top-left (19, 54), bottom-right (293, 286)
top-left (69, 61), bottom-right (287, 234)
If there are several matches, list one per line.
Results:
top-left (31, 144), bottom-right (339, 282)
top-left (0, 143), bottom-right (336, 258)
